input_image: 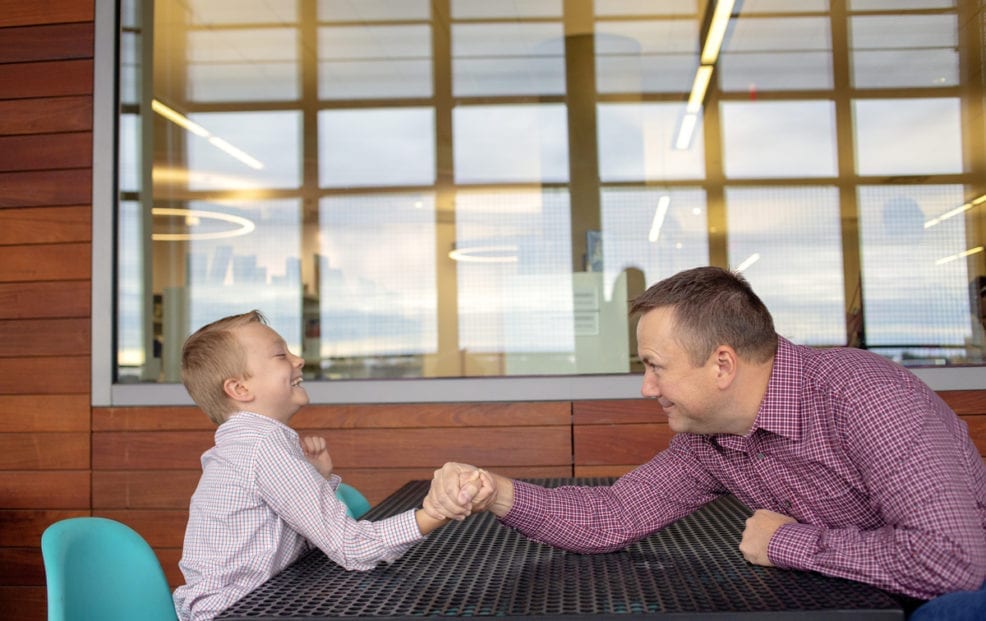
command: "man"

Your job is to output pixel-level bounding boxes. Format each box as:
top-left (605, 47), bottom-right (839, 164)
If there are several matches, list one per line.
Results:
top-left (425, 266), bottom-right (986, 613)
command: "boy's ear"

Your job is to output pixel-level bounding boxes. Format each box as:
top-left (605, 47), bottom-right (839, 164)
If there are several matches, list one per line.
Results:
top-left (223, 377), bottom-right (253, 403)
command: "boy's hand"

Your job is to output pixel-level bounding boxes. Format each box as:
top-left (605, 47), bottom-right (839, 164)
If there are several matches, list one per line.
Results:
top-left (423, 463), bottom-right (497, 520)
top-left (301, 435), bottom-right (334, 479)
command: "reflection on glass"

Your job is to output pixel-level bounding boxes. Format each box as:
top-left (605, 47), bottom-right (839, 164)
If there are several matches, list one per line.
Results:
top-left (594, 20), bottom-right (699, 94)
top-left (318, 25), bottom-right (432, 99)
top-left (184, 199), bottom-right (304, 359)
top-left (453, 22), bottom-right (565, 97)
top-left (597, 103), bottom-right (705, 181)
top-left (317, 193), bottom-right (437, 374)
top-left (721, 101), bottom-right (838, 179)
top-left (455, 190), bottom-right (575, 375)
top-left (115, 0), bottom-right (986, 388)
top-left (186, 28), bottom-right (299, 102)
top-left (180, 111), bottom-right (301, 190)
top-left (117, 201), bottom-right (146, 376)
top-left (600, 187), bottom-right (710, 294)
top-left (720, 17), bottom-right (832, 92)
top-left (853, 98), bottom-right (963, 176)
top-left (453, 105), bottom-right (570, 184)
top-left (859, 186), bottom-right (974, 362)
top-left (726, 186), bottom-right (845, 345)
top-left (319, 108), bottom-right (435, 187)
top-left (850, 14), bottom-right (958, 89)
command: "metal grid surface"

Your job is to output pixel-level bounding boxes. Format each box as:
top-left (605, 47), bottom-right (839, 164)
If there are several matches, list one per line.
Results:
top-left (217, 478), bottom-right (903, 620)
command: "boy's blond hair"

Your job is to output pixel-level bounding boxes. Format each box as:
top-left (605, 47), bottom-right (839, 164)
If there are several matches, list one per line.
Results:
top-left (181, 310), bottom-right (268, 425)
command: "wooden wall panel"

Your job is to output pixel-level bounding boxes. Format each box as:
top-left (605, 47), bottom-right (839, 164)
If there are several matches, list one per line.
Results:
top-left (0, 23), bottom-right (93, 62)
top-left (0, 432), bottom-right (88, 469)
top-left (0, 356), bottom-right (89, 393)
top-left (0, 206), bottom-right (92, 245)
top-left (0, 281), bottom-right (90, 318)
top-left (0, 96), bottom-right (92, 135)
top-left (0, 170), bottom-right (92, 208)
top-left (0, 318), bottom-right (89, 357)
top-left (2, 472), bottom-right (89, 509)
top-left (0, 395), bottom-right (88, 432)
top-left (0, 59), bottom-right (92, 99)
top-left (0, 509), bottom-right (89, 547)
top-left (0, 242), bottom-right (90, 280)
top-left (0, 132), bottom-right (92, 171)
top-left (0, 0), bottom-right (93, 28)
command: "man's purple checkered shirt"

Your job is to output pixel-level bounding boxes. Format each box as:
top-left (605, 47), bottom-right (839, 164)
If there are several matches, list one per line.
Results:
top-left (501, 337), bottom-right (986, 600)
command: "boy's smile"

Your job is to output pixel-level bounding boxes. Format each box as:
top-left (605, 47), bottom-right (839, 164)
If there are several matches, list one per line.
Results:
top-left (232, 322), bottom-right (309, 423)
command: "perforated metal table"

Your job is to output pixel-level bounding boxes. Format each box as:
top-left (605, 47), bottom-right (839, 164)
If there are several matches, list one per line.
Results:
top-left (216, 478), bottom-right (905, 620)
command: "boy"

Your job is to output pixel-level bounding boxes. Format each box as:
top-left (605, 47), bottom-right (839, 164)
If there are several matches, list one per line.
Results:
top-left (173, 310), bottom-right (450, 621)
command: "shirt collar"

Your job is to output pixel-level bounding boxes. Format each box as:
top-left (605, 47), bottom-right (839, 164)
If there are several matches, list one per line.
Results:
top-left (713, 336), bottom-right (803, 449)
top-left (750, 336), bottom-right (803, 441)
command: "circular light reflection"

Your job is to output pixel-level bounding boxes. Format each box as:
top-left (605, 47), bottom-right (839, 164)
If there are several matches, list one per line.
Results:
top-left (152, 208), bottom-right (256, 241)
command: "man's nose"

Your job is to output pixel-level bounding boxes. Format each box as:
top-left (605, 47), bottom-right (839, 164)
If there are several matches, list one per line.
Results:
top-left (640, 374), bottom-right (659, 399)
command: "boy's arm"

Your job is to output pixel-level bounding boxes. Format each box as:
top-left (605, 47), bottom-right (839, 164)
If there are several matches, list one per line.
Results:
top-left (300, 435), bottom-right (333, 479)
top-left (413, 509), bottom-right (449, 535)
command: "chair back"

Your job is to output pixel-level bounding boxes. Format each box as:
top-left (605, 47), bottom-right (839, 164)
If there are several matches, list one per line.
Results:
top-left (41, 517), bottom-right (178, 621)
top-left (336, 482), bottom-right (372, 519)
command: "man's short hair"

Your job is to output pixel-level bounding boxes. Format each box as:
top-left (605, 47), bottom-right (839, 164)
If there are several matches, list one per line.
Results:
top-left (181, 310), bottom-right (267, 425)
top-left (629, 266), bottom-right (777, 366)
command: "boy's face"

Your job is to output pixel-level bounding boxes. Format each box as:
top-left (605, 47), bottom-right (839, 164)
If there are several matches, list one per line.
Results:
top-left (232, 322), bottom-right (309, 423)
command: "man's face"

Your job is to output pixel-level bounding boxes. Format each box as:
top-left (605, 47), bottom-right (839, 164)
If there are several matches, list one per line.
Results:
top-left (234, 322), bottom-right (309, 423)
top-left (636, 307), bottom-right (725, 435)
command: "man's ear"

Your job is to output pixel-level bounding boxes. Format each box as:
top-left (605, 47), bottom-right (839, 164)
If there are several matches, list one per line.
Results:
top-left (223, 377), bottom-right (253, 403)
top-left (713, 345), bottom-right (738, 388)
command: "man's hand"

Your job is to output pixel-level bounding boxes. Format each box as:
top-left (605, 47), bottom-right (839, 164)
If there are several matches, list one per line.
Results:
top-left (300, 435), bottom-right (334, 480)
top-left (740, 509), bottom-right (797, 566)
top-left (423, 462), bottom-right (497, 521)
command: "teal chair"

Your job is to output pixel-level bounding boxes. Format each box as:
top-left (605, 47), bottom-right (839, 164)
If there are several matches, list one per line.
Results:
top-left (41, 517), bottom-right (178, 621)
top-left (336, 482), bottom-right (372, 519)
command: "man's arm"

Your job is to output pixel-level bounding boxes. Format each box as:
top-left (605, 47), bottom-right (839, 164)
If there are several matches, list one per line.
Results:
top-left (767, 390), bottom-right (986, 599)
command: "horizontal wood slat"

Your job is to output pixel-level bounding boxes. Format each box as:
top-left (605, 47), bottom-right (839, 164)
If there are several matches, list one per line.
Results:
top-left (0, 206), bottom-right (91, 245)
top-left (0, 169), bottom-right (92, 208)
top-left (1, 471), bottom-right (89, 509)
top-left (0, 395), bottom-right (88, 432)
top-left (0, 281), bottom-right (90, 319)
top-left (93, 471), bottom-right (200, 510)
top-left (0, 96), bottom-right (92, 136)
top-left (0, 243), bottom-right (90, 281)
top-left (294, 401), bottom-right (572, 429)
top-left (0, 432), bottom-right (89, 469)
top-left (0, 586), bottom-right (47, 621)
top-left (574, 422), bottom-right (672, 466)
top-left (0, 318), bottom-right (89, 357)
top-left (0, 59), bottom-right (92, 99)
top-left (0, 132), bottom-right (91, 171)
top-left (0, 547), bottom-right (44, 584)
top-left (0, 23), bottom-right (93, 63)
top-left (573, 399), bottom-right (662, 425)
top-left (92, 426), bottom-right (573, 470)
top-left (0, 509), bottom-right (89, 547)
top-left (0, 356), bottom-right (88, 394)
top-left (0, 0), bottom-right (93, 28)
top-left (93, 406), bottom-right (213, 432)
top-left (939, 390), bottom-right (986, 415)
top-left (94, 401), bottom-right (572, 431)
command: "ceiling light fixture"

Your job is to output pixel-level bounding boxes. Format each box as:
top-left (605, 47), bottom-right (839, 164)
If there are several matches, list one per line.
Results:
top-left (934, 246), bottom-right (984, 266)
top-left (924, 193), bottom-right (985, 229)
top-left (151, 99), bottom-right (265, 171)
top-left (448, 245), bottom-right (519, 263)
top-left (648, 196), bottom-right (672, 242)
top-left (674, 0), bottom-right (736, 151)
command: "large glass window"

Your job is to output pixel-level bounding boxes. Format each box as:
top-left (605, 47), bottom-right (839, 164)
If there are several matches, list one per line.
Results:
top-left (105, 0), bottom-right (986, 400)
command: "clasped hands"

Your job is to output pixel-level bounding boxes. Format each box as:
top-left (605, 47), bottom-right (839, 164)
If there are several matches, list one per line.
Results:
top-left (423, 462), bottom-right (498, 521)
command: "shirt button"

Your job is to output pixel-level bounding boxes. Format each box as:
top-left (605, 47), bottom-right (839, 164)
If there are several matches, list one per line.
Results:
top-left (756, 452), bottom-right (766, 460)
